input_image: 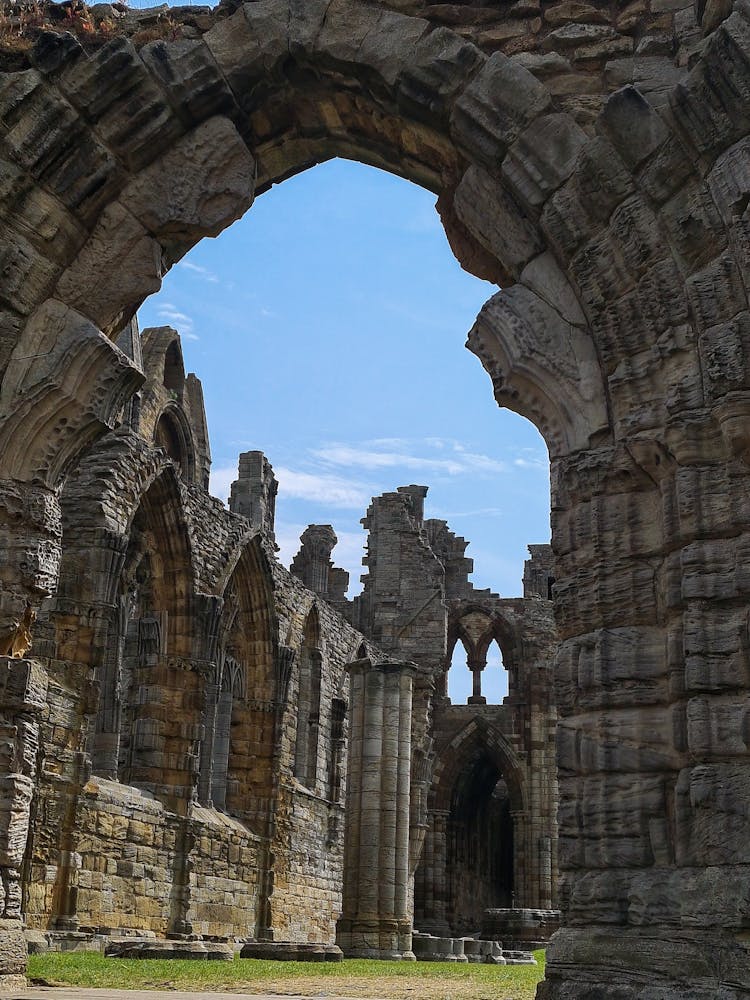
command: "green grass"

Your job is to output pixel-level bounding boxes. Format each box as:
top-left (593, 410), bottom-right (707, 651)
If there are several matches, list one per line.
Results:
top-left (29, 950), bottom-right (546, 999)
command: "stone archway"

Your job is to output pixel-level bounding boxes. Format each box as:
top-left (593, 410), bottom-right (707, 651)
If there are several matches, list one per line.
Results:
top-left (0, 1), bottom-right (749, 996)
top-left (416, 719), bottom-right (528, 935)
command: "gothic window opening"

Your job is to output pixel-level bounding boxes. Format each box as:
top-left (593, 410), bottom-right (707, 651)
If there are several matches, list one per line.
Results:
top-left (294, 609), bottom-right (323, 791)
top-left (447, 637), bottom-right (475, 705)
top-left (211, 656), bottom-right (245, 811)
top-left (481, 640), bottom-right (509, 705)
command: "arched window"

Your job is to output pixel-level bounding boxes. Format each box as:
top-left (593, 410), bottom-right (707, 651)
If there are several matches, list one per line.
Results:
top-left (294, 609), bottom-right (322, 790)
top-left (163, 339), bottom-right (184, 394)
top-left (482, 640), bottom-right (509, 704)
top-left (447, 637), bottom-right (472, 705)
top-left (154, 408), bottom-right (195, 482)
top-left (211, 656), bottom-right (244, 810)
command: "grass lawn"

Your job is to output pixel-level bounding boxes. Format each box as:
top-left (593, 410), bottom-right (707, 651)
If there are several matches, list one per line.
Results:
top-left (29, 951), bottom-right (546, 1000)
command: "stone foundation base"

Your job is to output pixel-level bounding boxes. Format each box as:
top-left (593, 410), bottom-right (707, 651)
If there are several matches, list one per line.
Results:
top-left (0, 920), bottom-right (27, 984)
top-left (480, 908), bottom-right (561, 951)
top-left (336, 918), bottom-right (415, 960)
top-left (240, 942), bottom-right (343, 962)
top-left (105, 939), bottom-right (234, 960)
top-left (537, 927), bottom-right (750, 999)
top-left (0, 974), bottom-right (27, 995)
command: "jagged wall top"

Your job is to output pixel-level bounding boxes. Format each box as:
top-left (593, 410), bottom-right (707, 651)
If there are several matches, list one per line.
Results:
top-left (0, 0), bottom-right (703, 133)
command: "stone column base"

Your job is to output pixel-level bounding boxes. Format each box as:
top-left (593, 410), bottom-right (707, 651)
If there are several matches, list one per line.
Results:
top-left (537, 927), bottom-right (750, 1000)
top-left (336, 918), bottom-right (415, 960)
top-left (0, 919), bottom-right (27, 992)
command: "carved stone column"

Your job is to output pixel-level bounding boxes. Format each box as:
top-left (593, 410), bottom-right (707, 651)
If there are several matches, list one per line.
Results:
top-left (337, 658), bottom-right (416, 960)
top-left (0, 481), bottom-right (60, 987)
top-left (0, 658), bottom-right (48, 988)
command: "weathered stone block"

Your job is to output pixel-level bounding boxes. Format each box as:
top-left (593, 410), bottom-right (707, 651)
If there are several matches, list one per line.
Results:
top-left (139, 39), bottom-right (238, 126)
top-left (451, 51), bottom-right (551, 168)
top-left (501, 112), bottom-right (587, 209)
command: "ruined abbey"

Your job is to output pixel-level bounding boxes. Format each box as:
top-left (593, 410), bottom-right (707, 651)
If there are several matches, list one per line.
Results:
top-left (1, 0), bottom-right (750, 995)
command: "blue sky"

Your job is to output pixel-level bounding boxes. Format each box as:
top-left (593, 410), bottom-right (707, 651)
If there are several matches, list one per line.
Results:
top-left (137, 159), bottom-right (550, 702)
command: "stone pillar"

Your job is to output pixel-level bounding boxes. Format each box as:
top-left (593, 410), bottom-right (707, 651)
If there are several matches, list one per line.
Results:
top-left (337, 658), bottom-right (416, 960)
top-left (290, 525), bottom-right (338, 597)
top-left (467, 655), bottom-right (486, 706)
top-left (0, 658), bottom-right (48, 989)
top-left (228, 451), bottom-right (278, 545)
top-left (0, 481), bottom-right (60, 988)
top-left (415, 809), bottom-right (450, 935)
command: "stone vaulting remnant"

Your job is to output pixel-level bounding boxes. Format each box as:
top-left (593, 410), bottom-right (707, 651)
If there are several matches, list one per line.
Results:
top-left (0, 0), bottom-right (749, 995)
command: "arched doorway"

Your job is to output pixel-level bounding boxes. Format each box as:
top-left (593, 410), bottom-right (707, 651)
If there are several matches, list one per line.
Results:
top-left (415, 720), bottom-right (526, 935)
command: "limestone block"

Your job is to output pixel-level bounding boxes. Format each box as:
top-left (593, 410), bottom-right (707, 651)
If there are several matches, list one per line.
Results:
top-left (452, 165), bottom-right (543, 280)
top-left (669, 12), bottom-right (750, 155)
top-left (607, 344), bottom-right (704, 434)
top-left (607, 194), bottom-right (664, 277)
top-left (540, 135), bottom-right (633, 260)
top-left (0, 226), bottom-right (60, 317)
top-left (501, 113), bottom-right (587, 209)
top-left (0, 69), bottom-right (122, 223)
top-left (603, 55), bottom-right (684, 104)
top-left (0, 919), bottom-right (27, 975)
top-left (675, 763), bottom-right (750, 865)
top-left (541, 22), bottom-right (620, 52)
top-left (30, 28), bottom-right (85, 76)
top-left (682, 606), bottom-right (750, 693)
top-left (119, 116), bottom-right (256, 263)
top-left (56, 36), bottom-right (184, 171)
top-left (54, 201), bottom-right (163, 333)
top-left (397, 27), bottom-right (484, 126)
top-left (637, 133), bottom-right (695, 205)
top-left (0, 773), bottom-right (33, 869)
top-left (203, 1), bottom-right (288, 99)
top-left (680, 535), bottom-right (750, 602)
top-left (685, 697), bottom-right (748, 757)
top-left (707, 135), bottom-right (750, 224)
top-left (0, 659), bottom-right (48, 716)
top-left (699, 313), bottom-right (750, 400)
top-left (707, 136), bottom-right (750, 277)
top-left (316, 2), bottom-right (429, 88)
top-left (562, 870), bottom-right (632, 922)
top-left (451, 51), bottom-right (551, 168)
top-left (591, 256), bottom-right (689, 370)
top-left (675, 464), bottom-right (750, 541)
top-left (659, 179), bottom-right (725, 272)
top-left (569, 230), bottom-right (635, 314)
top-left (557, 708), bottom-right (681, 774)
top-left (554, 558), bottom-right (661, 636)
top-left (554, 627), bottom-right (668, 713)
top-left (0, 158), bottom-right (87, 267)
top-left (544, 2), bottom-right (610, 26)
top-left (139, 39), bottom-right (238, 125)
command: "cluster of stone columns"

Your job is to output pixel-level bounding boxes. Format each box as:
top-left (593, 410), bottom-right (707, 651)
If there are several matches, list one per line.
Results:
top-left (337, 658), bottom-right (417, 960)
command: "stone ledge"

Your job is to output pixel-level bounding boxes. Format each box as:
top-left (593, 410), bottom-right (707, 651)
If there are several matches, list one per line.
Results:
top-left (105, 939), bottom-right (234, 960)
top-left (239, 942), bottom-right (343, 962)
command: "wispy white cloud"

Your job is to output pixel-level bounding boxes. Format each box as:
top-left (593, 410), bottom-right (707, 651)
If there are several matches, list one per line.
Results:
top-left (179, 260), bottom-right (219, 283)
top-left (155, 304), bottom-right (198, 340)
top-left (513, 456), bottom-right (548, 471)
top-left (210, 463), bottom-right (369, 511)
top-left (311, 441), bottom-right (506, 477)
top-left (275, 467), bottom-right (370, 508)
top-left (434, 507), bottom-right (506, 519)
top-left (209, 465), bottom-right (236, 504)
